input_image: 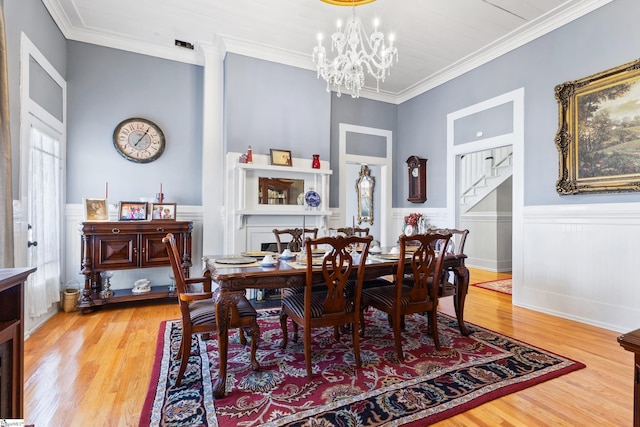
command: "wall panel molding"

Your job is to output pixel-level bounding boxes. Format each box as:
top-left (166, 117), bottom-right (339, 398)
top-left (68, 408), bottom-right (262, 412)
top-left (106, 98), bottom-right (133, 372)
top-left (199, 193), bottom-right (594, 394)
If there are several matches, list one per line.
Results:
top-left (518, 202), bottom-right (640, 332)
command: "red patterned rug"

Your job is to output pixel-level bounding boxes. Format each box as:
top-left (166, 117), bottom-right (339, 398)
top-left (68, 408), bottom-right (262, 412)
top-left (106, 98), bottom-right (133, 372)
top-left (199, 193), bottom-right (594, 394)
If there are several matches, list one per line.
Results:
top-left (472, 279), bottom-right (512, 295)
top-left (140, 308), bottom-right (583, 426)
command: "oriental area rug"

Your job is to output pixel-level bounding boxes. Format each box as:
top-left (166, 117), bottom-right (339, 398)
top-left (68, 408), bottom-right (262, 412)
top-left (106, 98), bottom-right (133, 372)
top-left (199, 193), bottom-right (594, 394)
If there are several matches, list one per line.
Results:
top-left (140, 309), bottom-right (583, 427)
top-left (472, 279), bottom-right (512, 295)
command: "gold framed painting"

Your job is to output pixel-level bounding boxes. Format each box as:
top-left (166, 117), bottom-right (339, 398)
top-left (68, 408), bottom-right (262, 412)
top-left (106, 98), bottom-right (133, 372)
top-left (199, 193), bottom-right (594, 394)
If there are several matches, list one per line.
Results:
top-left (270, 149), bottom-right (292, 166)
top-left (555, 57), bottom-right (640, 195)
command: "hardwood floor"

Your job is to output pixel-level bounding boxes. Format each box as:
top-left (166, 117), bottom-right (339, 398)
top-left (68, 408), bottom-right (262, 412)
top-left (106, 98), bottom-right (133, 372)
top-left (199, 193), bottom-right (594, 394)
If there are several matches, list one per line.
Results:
top-left (23, 268), bottom-right (633, 426)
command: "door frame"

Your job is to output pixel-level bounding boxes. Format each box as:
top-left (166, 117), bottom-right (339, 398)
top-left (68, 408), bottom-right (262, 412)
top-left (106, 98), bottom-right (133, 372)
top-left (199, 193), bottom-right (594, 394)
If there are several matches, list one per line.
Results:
top-left (446, 88), bottom-right (524, 293)
top-left (18, 32), bottom-right (67, 270)
top-left (339, 123), bottom-right (393, 247)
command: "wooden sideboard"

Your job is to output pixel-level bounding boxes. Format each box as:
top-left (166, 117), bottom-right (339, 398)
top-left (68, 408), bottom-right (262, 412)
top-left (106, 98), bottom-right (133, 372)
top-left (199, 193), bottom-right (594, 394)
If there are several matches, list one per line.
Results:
top-left (0, 267), bottom-right (36, 419)
top-left (78, 221), bottom-right (192, 312)
top-left (618, 329), bottom-right (640, 427)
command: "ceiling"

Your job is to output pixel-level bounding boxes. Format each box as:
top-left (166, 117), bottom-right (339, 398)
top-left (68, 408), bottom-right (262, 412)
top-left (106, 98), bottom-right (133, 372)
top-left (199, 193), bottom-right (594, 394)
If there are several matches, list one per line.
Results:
top-left (42, 0), bottom-right (604, 103)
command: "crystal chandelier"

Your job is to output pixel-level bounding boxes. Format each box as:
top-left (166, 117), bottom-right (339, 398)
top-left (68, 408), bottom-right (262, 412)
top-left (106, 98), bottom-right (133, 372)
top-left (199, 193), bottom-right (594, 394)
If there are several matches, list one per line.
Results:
top-left (313, 1), bottom-right (398, 98)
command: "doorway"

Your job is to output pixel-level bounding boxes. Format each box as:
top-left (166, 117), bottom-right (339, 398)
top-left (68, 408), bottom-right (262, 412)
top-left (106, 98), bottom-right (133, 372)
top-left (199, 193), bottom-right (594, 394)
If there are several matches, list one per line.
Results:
top-left (446, 89), bottom-right (524, 287)
top-left (338, 123), bottom-right (393, 246)
top-left (19, 34), bottom-right (67, 325)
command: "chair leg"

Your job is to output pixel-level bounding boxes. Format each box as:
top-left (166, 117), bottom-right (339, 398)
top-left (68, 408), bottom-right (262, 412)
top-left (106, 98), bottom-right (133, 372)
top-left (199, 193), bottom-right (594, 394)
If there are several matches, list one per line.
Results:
top-left (352, 317), bottom-right (361, 369)
top-left (305, 324), bottom-right (313, 379)
top-left (393, 313), bottom-right (404, 362)
top-left (176, 336), bottom-right (183, 360)
top-left (279, 311), bottom-right (289, 349)
top-left (292, 322), bottom-right (299, 343)
top-left (239, 328), bottom-right (247, 345)
top-left (249, 319), bottom-right (261, 371)
top-left (175, 333), bottom-right (192, 386)
top-left (430, 309), bottom-right (441, 351)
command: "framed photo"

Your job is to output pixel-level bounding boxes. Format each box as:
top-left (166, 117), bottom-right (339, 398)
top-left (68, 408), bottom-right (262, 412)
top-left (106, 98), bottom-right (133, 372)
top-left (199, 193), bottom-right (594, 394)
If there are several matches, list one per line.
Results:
top-left (150, 203), bottom-right (177, 220)
top-left (556, 57), bottom-right (640, 195)
top-left (270, 149), bottom-right (292, 166)
top-left (118, 201), bottom-right (148, 221)
top-left (83, 198), bottom-right (109, 221)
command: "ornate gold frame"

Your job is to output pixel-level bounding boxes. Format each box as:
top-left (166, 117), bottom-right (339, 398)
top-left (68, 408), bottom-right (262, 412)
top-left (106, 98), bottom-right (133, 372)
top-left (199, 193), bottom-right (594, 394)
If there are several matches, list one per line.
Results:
top-left (555, 58), bottom-right (640, 195)
top-left (355, 164), bottom-right (374, 225)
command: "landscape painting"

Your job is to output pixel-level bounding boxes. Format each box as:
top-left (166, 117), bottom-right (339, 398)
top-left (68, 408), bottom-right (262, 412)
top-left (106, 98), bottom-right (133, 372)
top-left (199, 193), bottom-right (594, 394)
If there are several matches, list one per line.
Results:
top-left (556, 58), bottom-right (640, 194)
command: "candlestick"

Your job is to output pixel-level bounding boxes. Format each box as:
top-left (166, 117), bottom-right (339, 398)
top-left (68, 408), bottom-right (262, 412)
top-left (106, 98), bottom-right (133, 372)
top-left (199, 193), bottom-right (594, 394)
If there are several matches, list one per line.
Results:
top-left (352, 215), bottom-right (355, 229)
top-left (302, 215), bottom-right (306, 231)
top-left (105, 182), bottom-right (108, 199)
top-left (160, 182), bottom-right (163, 194)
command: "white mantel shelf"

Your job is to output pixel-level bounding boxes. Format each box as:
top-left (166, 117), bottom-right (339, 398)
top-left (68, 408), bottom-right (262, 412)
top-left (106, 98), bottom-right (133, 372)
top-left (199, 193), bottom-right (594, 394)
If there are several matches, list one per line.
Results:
top-left (235, 162), bottom-right (333, 176)
top-left (235, 210), bottom-right (331, 216)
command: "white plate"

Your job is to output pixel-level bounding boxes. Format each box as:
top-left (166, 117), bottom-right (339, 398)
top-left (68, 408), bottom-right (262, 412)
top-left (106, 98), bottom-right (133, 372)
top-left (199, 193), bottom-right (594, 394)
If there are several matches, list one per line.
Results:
top-left (215, 256), bottom-right (256, 265)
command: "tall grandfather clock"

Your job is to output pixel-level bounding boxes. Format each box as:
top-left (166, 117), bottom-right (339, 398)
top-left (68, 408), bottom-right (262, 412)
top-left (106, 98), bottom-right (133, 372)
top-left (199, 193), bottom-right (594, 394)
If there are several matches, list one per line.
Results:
top-left (406, 156), bottom-right (427, 203)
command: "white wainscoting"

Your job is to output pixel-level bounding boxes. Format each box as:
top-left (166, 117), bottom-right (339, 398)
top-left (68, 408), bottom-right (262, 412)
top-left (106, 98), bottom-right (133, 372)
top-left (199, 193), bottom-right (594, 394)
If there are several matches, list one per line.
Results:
top-left (63, 204), bottom-right (204, 292)
top-left (461, 211), bottom-right (512, 272)
top-left (517, 202), bottom-right (640, 333)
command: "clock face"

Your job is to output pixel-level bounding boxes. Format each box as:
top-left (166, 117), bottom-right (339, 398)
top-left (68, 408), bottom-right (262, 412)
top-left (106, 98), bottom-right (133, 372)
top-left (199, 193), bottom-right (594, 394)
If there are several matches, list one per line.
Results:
top-left (411, 167), bottom-right (419, 178)
top-left (113, 118), bottom-right (165, 163)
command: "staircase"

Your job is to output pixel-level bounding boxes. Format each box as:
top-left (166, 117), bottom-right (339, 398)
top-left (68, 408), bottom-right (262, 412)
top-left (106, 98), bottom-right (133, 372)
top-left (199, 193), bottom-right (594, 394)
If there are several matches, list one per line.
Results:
top-left (459, 146), bottom-right (512, 213)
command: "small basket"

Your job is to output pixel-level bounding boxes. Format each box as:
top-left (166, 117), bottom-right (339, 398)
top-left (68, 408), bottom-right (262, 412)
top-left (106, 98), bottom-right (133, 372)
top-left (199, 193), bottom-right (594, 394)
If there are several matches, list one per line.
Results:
top-left (62, 281), bottom-right (80, 313)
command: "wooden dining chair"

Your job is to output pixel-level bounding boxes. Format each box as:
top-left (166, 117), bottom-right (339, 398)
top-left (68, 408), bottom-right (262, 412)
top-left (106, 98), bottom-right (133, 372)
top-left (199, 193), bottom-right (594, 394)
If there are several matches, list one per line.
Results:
top-left (273, 227), bottom-right (319, 253)
top-left (162, 233), bottom-right (260, 386)
top-left (360, 232), bottom-right (450, 361)
top-left (336, 226), bottom-right (370, 237)
top-left (280, 234), bottom-right (373, 378)
top-left (428, 228), bottom-right (469, 299)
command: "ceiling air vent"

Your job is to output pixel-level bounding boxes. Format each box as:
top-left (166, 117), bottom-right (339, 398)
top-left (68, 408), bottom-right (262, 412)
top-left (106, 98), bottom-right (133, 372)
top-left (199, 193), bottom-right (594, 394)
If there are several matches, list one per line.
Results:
top-left (174, 39), bottom-right (194, 50)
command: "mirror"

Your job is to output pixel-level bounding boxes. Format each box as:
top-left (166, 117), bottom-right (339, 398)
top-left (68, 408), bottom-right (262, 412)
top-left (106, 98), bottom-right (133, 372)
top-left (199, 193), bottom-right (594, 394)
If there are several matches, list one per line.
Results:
top-left (356, 165), bottom-right (374, 224)
top-left (258, 177), bottom-right (305, 205)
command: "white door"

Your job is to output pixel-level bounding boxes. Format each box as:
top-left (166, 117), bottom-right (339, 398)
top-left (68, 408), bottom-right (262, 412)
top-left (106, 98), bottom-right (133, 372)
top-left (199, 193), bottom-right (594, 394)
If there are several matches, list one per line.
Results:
top-left (24, 123), bottom-right (63, 317)
top-left (20, 34), bottom-right (67, 320)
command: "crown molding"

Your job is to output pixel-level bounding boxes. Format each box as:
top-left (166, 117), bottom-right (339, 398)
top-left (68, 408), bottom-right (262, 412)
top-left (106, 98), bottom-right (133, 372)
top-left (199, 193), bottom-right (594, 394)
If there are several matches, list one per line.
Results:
top-left (43, 0), bottom-right (612, 105)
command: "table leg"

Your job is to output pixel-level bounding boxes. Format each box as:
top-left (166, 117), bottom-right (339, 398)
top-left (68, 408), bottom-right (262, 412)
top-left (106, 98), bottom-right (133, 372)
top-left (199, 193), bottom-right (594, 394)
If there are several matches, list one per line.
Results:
top-left (213, 292), bottom-right (232, 398)
top-left (452, 265), bottom-right (472, 336)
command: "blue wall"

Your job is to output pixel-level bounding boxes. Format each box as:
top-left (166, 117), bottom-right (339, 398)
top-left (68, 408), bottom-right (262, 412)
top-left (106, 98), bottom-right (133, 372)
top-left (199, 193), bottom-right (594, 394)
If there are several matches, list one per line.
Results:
top-left (225, 54), bottom-right (330, 159)
top-left (66, 42), bottom-right (203, 204)
top-left (7, 0), bottom-right (640, 210)
top-left (399, 0), bottom-right (640, 206)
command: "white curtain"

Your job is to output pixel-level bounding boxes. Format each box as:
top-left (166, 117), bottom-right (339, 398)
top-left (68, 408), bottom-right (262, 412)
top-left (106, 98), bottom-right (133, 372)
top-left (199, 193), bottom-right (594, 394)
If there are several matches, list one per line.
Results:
top-left (27, 125), bottom-right (62, 317)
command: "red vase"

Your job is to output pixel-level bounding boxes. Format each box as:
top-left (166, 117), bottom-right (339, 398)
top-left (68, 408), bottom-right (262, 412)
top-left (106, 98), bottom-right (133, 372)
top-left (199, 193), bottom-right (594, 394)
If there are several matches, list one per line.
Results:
top-left (312, 154), bottom-right (320, 169)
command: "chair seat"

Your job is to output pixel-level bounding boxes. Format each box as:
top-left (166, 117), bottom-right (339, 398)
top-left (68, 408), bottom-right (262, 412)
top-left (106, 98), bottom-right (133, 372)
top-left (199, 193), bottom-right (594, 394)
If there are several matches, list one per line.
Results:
top-left (190, 296), bottom-right (257, 326)
top-left (282, 291), bottom-right (356, 319)
top-left (362, 284), bottom-right (424, 308)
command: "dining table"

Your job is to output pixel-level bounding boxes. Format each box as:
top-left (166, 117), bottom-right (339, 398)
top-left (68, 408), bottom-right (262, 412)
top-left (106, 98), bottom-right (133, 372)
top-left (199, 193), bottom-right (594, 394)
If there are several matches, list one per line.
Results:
top-left (203, 250), bottom-right (470, 398)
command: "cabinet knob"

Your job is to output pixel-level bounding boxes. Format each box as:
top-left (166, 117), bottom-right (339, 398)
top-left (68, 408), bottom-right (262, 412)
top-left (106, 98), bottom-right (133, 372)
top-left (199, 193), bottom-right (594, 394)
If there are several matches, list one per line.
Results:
top-left (111, 228), bottom-right (120, 234)
top-left (156, 227), bottom-right (164, 232)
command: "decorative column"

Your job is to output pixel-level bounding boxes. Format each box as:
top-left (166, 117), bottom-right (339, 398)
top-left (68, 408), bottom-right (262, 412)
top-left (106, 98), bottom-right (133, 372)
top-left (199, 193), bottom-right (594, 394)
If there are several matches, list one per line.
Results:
top-left (200, 40), bottom-right (225, 257)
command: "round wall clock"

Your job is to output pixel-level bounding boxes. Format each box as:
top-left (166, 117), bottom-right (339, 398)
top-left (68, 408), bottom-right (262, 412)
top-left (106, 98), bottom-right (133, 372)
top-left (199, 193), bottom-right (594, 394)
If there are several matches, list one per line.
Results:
top-left (113, 118), bottom-right (165, 163)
